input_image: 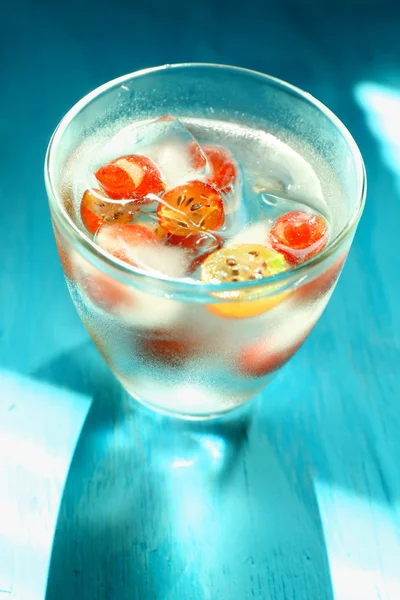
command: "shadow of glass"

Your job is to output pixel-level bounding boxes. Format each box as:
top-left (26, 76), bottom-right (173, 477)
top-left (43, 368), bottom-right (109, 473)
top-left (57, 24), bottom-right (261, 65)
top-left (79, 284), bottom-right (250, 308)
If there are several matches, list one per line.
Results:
top-left (33, 340), bottom-right (113, 400)
top-left (45, 374), bottom-right (335, 600)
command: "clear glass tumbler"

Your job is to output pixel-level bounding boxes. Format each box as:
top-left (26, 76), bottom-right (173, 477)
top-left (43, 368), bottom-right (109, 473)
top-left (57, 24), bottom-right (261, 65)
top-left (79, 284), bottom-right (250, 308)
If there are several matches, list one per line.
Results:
top-left (45, 64), bottom-right (366, 419)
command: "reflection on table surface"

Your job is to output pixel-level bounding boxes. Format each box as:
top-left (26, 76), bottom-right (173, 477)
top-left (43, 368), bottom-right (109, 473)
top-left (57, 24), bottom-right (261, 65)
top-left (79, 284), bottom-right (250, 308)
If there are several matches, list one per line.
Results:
top-left (0, 371), bottom-right (91, 600)
top-left (1, 0), bottom-right (400, 597)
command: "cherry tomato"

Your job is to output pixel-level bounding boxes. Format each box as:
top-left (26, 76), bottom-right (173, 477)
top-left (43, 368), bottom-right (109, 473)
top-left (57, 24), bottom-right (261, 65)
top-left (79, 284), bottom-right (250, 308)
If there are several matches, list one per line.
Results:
top-left (95, 154), bottom-right (165, 200)
top-left (138, 328), bottom-right (201, 367)
top-left (165, 231), bottom-right (224, 272)
top-left (201, 244), bottom-right (290, 318)
top-left (270, 211), bottom-right (328, 265)
top-left (157, 180), bottom-right (224, 236)
top-left (190, 144), bottom-right (237, 194)
top-left (80, 188), bottom-right (135, 235)
top-left (238, 336), bottom-right (308, 378)
top-left (95, 223), bottom-right (159, 265)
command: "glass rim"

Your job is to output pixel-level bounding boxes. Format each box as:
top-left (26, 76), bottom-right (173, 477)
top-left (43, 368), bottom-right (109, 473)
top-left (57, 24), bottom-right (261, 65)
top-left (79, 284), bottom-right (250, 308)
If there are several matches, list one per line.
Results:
top-left (45, 62), bottom-right (366, 295)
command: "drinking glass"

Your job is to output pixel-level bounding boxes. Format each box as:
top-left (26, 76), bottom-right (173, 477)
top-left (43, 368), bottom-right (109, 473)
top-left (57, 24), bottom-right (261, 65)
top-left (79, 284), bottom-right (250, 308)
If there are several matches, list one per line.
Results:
top-left (45, 64), bottom-right (366, 419)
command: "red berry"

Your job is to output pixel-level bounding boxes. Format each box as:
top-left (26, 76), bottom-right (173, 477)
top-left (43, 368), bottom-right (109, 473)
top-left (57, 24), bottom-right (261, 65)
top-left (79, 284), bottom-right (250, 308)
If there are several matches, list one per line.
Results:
top-left (270, 211), bottom-right (328, 265)
top-left (157, 180), bottom-right (224, 236)
top-left (95, 223), bottom-right (159, 265)
top-left (138, 329), bottom-right (201, 367)
top-left (95, 154), bottom-right (165, 200)
top-left (80, 188), bottom-right (134, 235)
top-left (190, 143), bottom-right (237, 194)
top-left (238, 336), bottom-right (308, 378)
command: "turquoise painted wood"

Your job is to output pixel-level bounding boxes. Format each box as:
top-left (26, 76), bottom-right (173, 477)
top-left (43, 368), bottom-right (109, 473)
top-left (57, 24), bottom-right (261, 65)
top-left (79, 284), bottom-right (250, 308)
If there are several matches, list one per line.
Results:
top-left (1, 0), bottom-right (400, 598)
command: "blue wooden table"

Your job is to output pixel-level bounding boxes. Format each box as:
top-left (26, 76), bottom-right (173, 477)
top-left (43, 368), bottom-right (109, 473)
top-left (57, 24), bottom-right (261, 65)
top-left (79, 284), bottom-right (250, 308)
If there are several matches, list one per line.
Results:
top-left (1, 0), bottom-right (400, 598)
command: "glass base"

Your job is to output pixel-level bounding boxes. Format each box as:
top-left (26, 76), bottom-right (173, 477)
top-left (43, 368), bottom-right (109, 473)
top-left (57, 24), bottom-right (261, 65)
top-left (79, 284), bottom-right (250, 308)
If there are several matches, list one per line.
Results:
top-left (125, 388), bottom-right (258, 421)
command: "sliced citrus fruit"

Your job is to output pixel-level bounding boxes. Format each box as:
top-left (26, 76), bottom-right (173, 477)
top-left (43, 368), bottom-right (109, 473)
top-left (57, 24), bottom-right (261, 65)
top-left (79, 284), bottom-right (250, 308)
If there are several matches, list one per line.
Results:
top-left (201, 243), bottom-right (290, 318)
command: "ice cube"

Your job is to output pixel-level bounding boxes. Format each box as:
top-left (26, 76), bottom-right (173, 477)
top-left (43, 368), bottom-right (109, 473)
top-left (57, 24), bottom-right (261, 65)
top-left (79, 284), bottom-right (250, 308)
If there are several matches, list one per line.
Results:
top-left (123, 288), bottom-right (185, 329)
top-left (221, 168), bottom-right (242, 216)
top-left (253, 177), bottom-right (286, 195)
top-left (257, 132), bottom-right (329, 217)
top-left (128, 243), bottom-right (192, 279)
top-left (62, 132), bottom-right (107, 222)
top-left (270, 297), bottom-right (329, 353)
top-left (163, 231), bottom-right (224, 276)
top-left (75, 245), bottom-right (189, 329)
top-left (95, 223), bottom-right (193, 278)
top-left (100, 117), bottom-right (209, 190)
top-left (227, 220), bottom-right (271, 246)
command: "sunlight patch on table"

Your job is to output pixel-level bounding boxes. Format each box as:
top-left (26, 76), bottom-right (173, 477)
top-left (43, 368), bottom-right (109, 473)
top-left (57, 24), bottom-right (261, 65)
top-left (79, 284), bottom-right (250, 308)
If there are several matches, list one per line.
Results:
top-left (355, 82), bottom-right (400, 192)
top-left (0, 370), bottom-right (91, 600)
top-left (315, 480), bottom-right (400, 599)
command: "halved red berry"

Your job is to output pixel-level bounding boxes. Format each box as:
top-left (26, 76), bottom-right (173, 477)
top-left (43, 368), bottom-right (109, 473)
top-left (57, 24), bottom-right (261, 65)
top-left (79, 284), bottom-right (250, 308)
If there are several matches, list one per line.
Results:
top-left (270, 211), bottom-right (328, 265)
top-left (82, 270), bottom-right (134, 313)
top-left (165, 231), bottom-right (224, 272)
top-left (137, 328), bottom-right (201, 368)
top-left (95, 154), bottom-right (165, 200)
top-left (81, 224), bottom-right (158, 313)
top-left (157, 180), bottom-right (224, 236)
top-left (190, 144), bottom-right (237, 194)
top-left (80, 188), bottom-right (135, 235)
top-left (297, 253), bottom-right (347, 302)
top-left (95, 223), bottom-right (159, 265)
top-left (238, 336), bottom-right (308, 378)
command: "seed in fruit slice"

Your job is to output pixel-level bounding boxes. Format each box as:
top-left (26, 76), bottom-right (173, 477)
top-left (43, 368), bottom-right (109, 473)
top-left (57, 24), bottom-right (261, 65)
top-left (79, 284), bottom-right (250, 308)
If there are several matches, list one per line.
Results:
top-left (95, 154), bottom-right (165, 200)
top-left (270, 211), bottom-right (328, 265)
top-left (80, 188), bottom-right (135, 234)
top-left (201, 244), bottom-right (287, 283)
top-left (157, 180), bottom-right (224, 236)
top-left (95, 223), bottom-right (159, 265)
top-left (201, 244), bottom-right (290, 318)
top-left (190, 143), bottom-right (237, 194)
